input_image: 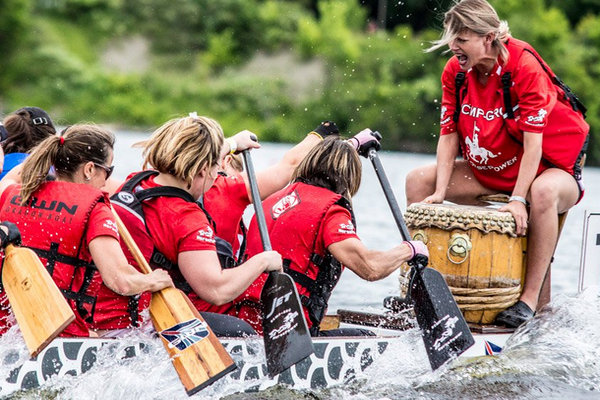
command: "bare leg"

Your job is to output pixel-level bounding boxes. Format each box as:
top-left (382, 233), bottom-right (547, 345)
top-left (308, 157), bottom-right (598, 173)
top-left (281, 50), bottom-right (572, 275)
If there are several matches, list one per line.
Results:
top-left (519, 169), bottom-right (579, 310)
top-left (405, 160), bottom-right (495, 205)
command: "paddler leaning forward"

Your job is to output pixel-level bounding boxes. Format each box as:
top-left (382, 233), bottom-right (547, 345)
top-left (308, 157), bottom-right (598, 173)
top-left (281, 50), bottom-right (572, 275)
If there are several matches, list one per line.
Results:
top-left (90, 114), bottom-right (283, 337)
top-left (235, 133), bottom-right (430, 337)
top-left (0, 124), bottom-right (174, 337)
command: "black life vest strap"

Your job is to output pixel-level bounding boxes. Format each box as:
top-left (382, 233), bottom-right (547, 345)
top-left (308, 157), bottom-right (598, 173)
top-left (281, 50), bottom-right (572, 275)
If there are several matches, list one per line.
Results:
top-left (501, 72), bottom-right (515, 119)
top-left (453, 72), bottom-right (466, 123)
top-left (32, 242), bottom-right (98, 320)
top-left (31, 244), bottom-right (96, 272)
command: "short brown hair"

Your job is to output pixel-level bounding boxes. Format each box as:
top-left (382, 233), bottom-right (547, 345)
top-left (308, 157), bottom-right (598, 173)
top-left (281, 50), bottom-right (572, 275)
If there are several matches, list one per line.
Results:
top-left (138, 115), bottom-right (224, 188)
top-left (292, 137), bottom-right (362, 200)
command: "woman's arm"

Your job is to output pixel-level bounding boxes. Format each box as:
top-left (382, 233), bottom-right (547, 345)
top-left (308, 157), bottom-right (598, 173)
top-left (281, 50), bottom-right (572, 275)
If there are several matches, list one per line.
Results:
top-left (178, 249), bottom-right (282, 305)
top-left (327, 238), bottom-right (415, 281)
top-left (89, 236), bottom-right (174, 295)
top-left (423, 132), bottom-right (460, 203)
top-left (0, 163), bottom-right (22, 195)
top-left (244, 133), bottom-right (322, 201)
top-left (499, 131), bottom-right (542, 235)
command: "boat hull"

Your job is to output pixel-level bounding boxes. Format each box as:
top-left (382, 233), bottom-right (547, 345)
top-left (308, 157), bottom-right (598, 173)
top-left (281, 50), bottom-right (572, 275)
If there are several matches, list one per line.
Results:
top-left (1, 331), bottom-right (510, 396)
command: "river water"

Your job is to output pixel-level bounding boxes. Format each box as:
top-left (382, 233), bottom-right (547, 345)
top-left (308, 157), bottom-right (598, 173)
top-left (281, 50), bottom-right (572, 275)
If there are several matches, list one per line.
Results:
top-left (3, 131), bottom-right (600, 399)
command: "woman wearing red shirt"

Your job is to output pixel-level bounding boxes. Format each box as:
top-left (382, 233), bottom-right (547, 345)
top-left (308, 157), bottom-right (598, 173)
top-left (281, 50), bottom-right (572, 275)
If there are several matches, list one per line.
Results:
top-left (0, 124), bottom-right (173, 337)
top-left (236, 134), bottom-right (428, 336)
top-left (405, 0), bottom-right (589, 328)
top-left (92, 115), bottom-right (283, 336)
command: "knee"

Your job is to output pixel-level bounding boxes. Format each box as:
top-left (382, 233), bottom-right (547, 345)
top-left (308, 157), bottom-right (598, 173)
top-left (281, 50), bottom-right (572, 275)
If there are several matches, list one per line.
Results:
top-left (529, 180), bottom-right (559, 211)
top-left (405, 166), bottom-right (434, 203)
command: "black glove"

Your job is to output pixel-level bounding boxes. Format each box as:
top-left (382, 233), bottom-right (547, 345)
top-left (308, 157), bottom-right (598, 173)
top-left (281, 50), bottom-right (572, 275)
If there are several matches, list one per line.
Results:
top-left (311, 121), bottom-right (340, 138)
top-left (0, 221), bottom-right (21, 248)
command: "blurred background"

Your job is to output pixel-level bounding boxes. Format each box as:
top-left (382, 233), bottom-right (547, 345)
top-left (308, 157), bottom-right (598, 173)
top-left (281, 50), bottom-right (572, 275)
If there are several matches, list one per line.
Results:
top-left (1, 0), bottom-right (599, 164)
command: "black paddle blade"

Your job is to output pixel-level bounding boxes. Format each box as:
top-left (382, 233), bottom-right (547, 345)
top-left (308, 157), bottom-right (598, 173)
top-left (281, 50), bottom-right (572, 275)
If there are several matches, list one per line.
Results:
top-left (408, 267), bottom-right (474, 370)
top-left (261, 272), bottom-right (315, 377)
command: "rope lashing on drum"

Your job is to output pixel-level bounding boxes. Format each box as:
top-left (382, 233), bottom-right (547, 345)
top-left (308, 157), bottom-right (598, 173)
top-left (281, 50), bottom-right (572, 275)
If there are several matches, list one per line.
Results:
top-left (450, 285), bottom-right (521, 311)
top-left (398, 272), bottom-right (521, 311)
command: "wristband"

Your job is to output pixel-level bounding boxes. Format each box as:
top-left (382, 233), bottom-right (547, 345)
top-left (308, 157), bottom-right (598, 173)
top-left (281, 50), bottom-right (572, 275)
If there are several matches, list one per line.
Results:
top-left (403, 241), bottom-right (416, 258)
top-left (308, 131), bottom-right (323, 140)
top-left (226, 137), bottom-right (237, 155)
top-left (508, 195), bottom-right (527, 205)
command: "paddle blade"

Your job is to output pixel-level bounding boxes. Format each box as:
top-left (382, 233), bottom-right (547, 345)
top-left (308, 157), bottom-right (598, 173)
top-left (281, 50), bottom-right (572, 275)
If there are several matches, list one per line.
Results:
top-left (2, 245), bottom-right (75, 357)
top-left (409, 267), bottom-right (474, 370)
top-left (261, 272), bottom-right (314, 377)
top-left (150, 288), bottom-right (236, 396)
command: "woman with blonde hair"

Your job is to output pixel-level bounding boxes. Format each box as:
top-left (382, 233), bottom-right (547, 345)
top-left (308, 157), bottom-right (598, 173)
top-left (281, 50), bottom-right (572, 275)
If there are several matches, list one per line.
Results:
top-left (405, 0), bottom-right (589, 328)
top-left (236, 134), bottom-right (428, 336)
top-left (91, 114), bottom-right (282, 336)
top-left (0, 124), bottom-right (173, 337)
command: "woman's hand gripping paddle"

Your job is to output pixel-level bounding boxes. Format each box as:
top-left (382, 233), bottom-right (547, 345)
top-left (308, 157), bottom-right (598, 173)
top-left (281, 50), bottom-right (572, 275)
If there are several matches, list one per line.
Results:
top-left (2, 244), bottom-right (75, 356)
top-left (242, 149), bottom-right (314, 377)
top-left (365, 134), bottom-right (474, 371)
top-left (110, 207), bottom-right (236, 396)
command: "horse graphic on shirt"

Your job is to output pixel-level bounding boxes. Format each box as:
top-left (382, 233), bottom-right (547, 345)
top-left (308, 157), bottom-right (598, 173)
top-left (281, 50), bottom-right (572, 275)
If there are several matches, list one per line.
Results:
top-left (465, 123), bottom-right (498, 165)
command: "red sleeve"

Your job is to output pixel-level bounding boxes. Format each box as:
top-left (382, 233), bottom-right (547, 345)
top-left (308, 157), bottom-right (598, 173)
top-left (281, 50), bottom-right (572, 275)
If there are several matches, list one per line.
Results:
top-left (203, 173), bottom-right (250, 245)
top-left (440, 57), bottom-right (461, 136)
top-left (174, 206), bottom-right (217, 253)
top-left (85, 201), bottom-right (119, 245)
top-left (321, 205), bottom-right (359, 248)
top-left (513, 51), bottom-right (556, 133)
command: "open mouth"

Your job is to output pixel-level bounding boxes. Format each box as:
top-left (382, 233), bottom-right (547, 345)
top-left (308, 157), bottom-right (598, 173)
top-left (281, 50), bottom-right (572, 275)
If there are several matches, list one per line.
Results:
top-left (456, 54), bottom-right (468, 68)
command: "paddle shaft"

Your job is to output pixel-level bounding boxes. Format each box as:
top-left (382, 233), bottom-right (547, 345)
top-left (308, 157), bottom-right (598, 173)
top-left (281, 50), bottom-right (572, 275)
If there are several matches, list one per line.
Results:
top-left (110, 206), bottom-right (153, 274)
top-left (242, 150), bottom-right (272, 251)
top-left (368, 149), bottom-right (411, 239)
top-left (368, 149), bottom-right (427, 269)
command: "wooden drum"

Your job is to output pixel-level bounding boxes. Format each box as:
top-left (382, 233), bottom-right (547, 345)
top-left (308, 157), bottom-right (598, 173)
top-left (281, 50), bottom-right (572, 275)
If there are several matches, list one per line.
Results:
top-left (403, 202), bottom-right (526, 324)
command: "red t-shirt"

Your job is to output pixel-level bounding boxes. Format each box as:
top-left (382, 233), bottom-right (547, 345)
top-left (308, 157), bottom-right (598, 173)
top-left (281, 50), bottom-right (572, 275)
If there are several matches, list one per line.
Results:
top-left (127, 172), bottom-right (218, 312)
top-left (203, 173), bottom-right (250, 259)
top-left (133, 173), bottom-right (217, 259)
top-left (440, 51), bottom-right (554, 192)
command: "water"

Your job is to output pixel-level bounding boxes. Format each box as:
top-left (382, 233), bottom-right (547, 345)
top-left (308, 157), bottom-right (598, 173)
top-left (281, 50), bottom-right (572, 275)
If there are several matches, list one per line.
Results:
top-left (3, 131), bottom-right (600, 399)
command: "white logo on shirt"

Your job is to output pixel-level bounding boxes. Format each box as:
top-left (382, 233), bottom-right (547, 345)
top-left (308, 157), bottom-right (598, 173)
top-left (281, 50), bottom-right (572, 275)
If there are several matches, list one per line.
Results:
top-left (465, 123), bottom-right (499, 165)
top-left (196, 226), bottom-right (216, 243)
top-left (440, 106), bottom-right (451, 125)
top-left (103, 219), bottom-right (118, 234)
top-left (525, 109), bottom-right (547, 127)
top-left (271, 191), bottom-right (299, 219)
top-left (338, 219), bottom-right (356, 235)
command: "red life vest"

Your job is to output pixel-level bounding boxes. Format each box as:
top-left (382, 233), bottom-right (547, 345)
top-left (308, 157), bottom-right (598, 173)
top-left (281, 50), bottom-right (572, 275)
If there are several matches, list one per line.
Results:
top-left (0, 182), bottom-right (107, 337)
top-left (235, 182), bottom-right (352, 335)
top-left (452, 38), bottom-right (589, 190)
top-left (94, 171), bottom-right (235, 328)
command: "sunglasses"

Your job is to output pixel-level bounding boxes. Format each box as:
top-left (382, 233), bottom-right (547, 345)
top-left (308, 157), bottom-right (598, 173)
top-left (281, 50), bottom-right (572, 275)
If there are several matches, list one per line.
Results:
top-left (94, 163), bottom-right (114, 179)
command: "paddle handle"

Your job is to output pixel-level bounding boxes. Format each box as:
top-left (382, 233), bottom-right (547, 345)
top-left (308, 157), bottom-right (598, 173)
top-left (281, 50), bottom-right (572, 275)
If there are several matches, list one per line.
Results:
top-left (367, 148), bottom-right (428, 271)
top-left (110, 205), bottom-right (153, 275)
top-left (242, 150), bottom-right (272, 251)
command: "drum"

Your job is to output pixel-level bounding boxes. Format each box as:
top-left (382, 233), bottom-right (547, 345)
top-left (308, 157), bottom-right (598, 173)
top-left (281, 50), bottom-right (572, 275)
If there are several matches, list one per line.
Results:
top-left (402, 202), bottom-right (526, 325)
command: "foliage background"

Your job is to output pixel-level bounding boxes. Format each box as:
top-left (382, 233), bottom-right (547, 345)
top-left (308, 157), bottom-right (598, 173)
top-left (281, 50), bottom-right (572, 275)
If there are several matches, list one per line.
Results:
top-left (1, 0), bottom-right (598, 164)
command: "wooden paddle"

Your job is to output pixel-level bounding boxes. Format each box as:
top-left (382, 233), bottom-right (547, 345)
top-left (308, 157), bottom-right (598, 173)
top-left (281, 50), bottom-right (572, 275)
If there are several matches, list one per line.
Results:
top-left (242, 149), bottom-right (315, 377)
top-left (366, 140), bottom-right (475, 370)
top-left (110, 207), bottom-right (236, 396)
top-left (2, 244), bottom-right (75, 357)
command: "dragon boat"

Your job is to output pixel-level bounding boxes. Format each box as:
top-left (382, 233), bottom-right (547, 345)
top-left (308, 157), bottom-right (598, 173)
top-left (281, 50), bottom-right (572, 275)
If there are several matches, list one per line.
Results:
top-left (0, 311), bottom-right (512, 397)
top-left (2, 210), bottom-right (597, 397)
